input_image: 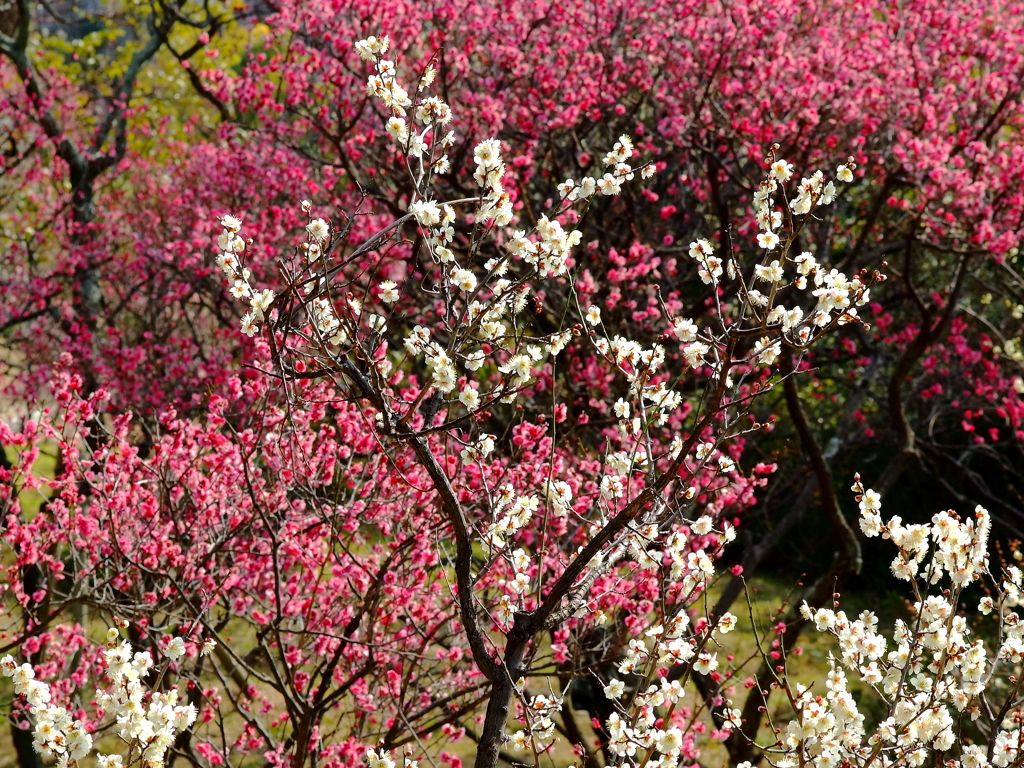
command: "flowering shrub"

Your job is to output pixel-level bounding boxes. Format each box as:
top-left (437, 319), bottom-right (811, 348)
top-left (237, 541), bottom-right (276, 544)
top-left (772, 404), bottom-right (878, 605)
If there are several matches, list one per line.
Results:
top-left (2, 4), bottom-right (1024, 768)
top-left (201, 30), bottom-right (877, 768)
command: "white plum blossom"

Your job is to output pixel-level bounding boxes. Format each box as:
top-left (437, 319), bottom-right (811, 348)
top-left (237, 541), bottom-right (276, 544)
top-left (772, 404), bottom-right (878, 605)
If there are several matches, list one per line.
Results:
top-left (307, 218), bottom-right (330, 241)
top-left (459, 386), bottom-right (480, 409)
top-left (757, 231), bottom-right (780, 250)
top-left (385, 115), bottom-right (408, 144)
top-left (240, 313), bottom-right (259, 338)
top-left (756, 336), bottom-right (781, 366)
top-left (770, 159), bottom-right (794, 181)
top-left (673, 317), bottom-right (698, 342)
top-left (603, 679), bottom-right (625, 699)
top-left (597, 173), bottom-right (623, 195)
top-left (365, 749), bottom-right (397, 768)
top-left (378, 280), bottom-right (400, 303)
top-left (754, 259), bottom-right (784, 283)
top-left (163, 636), bottom-right (186, 660)
top-left (449, 267), bottom-right (477, 292)
top-left (410, 199), bottom-right (442, 227)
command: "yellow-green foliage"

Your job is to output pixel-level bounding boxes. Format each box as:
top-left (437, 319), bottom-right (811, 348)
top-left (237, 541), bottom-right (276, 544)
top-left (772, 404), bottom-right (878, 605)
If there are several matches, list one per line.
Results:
top-left (22, 2), bottom-right (264, 155)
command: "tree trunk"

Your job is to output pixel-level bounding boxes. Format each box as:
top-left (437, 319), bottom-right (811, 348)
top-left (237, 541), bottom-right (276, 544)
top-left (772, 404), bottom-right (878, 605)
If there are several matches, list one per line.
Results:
top-left (474, 638), bottom-right (529, 768)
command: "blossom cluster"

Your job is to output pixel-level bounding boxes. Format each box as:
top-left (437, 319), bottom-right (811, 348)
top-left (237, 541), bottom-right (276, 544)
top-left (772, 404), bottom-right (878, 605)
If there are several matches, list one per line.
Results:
top-left (589, 529), bottom-right (742, 765)
top-left (508, 690), bottom-right (563, 751)
top-left (215, 214), bottom-right (275, 337)
top-left (776, 477), bottom-right (1022, 768)
top-left (486, 487), bottom-right (539, 552)
top-left (219, 34), bottom-right (666, 433)
top-left (1, 622), bottom-right (201, 768)
top-left (745, 152), bottom-right (869, 339)
top-left (1, 658), bottom-right (92, 765)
